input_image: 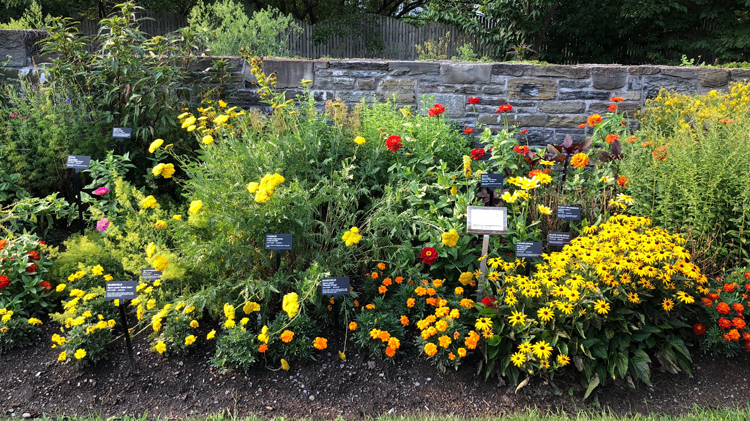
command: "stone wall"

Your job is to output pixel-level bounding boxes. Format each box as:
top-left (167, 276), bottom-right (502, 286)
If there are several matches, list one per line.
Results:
top-left (3, 28), bottom-right (749, 146)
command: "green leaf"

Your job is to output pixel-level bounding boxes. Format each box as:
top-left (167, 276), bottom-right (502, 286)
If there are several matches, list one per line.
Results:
top-left (583, 373), bottom-right (600, 400)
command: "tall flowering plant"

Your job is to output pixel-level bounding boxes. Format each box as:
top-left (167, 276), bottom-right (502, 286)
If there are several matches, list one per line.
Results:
top-left (0, 234), bottom-right (55, 317)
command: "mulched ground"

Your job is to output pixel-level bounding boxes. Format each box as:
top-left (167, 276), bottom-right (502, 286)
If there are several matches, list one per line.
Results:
top-left (1, 322), bottom-right (749, 420)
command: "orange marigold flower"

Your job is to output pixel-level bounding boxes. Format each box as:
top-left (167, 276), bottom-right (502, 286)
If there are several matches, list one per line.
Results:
top-left (605, 134), bottom-right (620, 144)
top-left (587, 114), bottom-right (602, 127)
top-left (460, 298), bottom-right (474, 308)
top-left (433, 279), bottom-right (443, 288)
top-left (733, 303), bottom-right (745, 313)
top-left (280, 330), bottom-right (294, 343)
top-left (717, 302), bottom-right (731, 314)
top-left (457, 347), bottom-right (467, 358)
top-left (415, 287), bottom-right (427, 296)
top-left (455, 287), bottom-right (464, 295)
top-left (371, 272), bottom-right (378, 279)
top-left (425, 297), bottom-right (437, 306)
top-left (378, 330), bottom-right (391, 342)
top-left (385, 346), bottom-right (396, 357)
top-left (388, 337), bottom-right (400, 349)
top-left (354, 300), bottom-right (359, 307)
top-left (407, 298), bottom-right (415, 308)
top-left (382, 278), bottom-right (392, 286)
top-left (365, 304), bottom-right (375, 310)
top-left (378, 285), bottom-right (387, 294)
top-left (424, 342), bottom-right (438, 356)
top-left (348, 322), bottom-right (357, 331)
top-left (701, 297), bottom-right (712, 307)
top-left (438, 335), bottom-right (452, 348)
top-left (259, 344), bottom-right (268, 353)
top-left (377, 263), bottom-right (386, 270)
top-left (570, 153), bottom-right (589, 169)
top-left (426, 288), bottom-right (436, 296)
top-left (448, 352), bottom-right (456, 361)
top-left (400, 315), bottom-right (409, 326)
top-left (733, 317), bottom-right (746, 330)
top-left (394, 276), bottom-right (404, 284)
top-left (313, 337), bottom-right (328, 350)
top-left (724, 329), bottom-right (741, 342)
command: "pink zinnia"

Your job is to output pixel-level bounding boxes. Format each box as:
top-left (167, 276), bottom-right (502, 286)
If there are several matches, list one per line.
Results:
top-left (96, 218), bottom-right (110, 233)
top-left (93, 187), bottom-right (110, 196)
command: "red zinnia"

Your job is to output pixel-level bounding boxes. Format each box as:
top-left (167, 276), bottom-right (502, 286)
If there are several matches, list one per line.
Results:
top-left (428, 104), bottom-right (446, 117)
top-left (470, 148), bottom-right (485, 160)
top-left (495, 104), bottom-right (513, 114)
top-left (608, 104), bottom-right (618, 113)
top-left (39, 280), bottom-right (52, 293)
top-left (468, 97), bottom-right (480, 105)
top-left (386, 135), bottom-right (403, 152)
top-left (717, 302), bottom-right (731, 314)
top-left (513, 145), bottom-right (529, 154)
top-left (692, 323), bottom-right (706, 335)
top-left (610, 97), bottom-right (624, 102)
top-left (733, 317), bottom-right (746, 330)
top-left (464, 127), bottom-right (474, 135)
top-left (718, 317), bottom-right (732, 329)
top-left (27, 250), bottom-right (40, 261)
top-left (617, 176), bottom-right (628, 187)
top-left (520, 129), bottom-right (529, 135)
top-left (0, 275), bottom-right (9, 290)
top-left (420, 247), bottom-right (438, 265)
top-left (724, 283), bottom-right (736, 293)
top-left (481, 296), bottom-right (498, 309)
top-left (653, 145), bottom-right (667, 161)
top-left (577, 123), bottom-right (586, 129)
top-left (605, 134), bottom-right (620, 144)
top-left (26, 263), bottom-right (38, 274)
top-left (746, 283), bottom-right (750, 291)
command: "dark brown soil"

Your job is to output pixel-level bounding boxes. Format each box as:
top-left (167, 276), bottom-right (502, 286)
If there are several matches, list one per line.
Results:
top-left (1, 322), bottom-right (749, 420)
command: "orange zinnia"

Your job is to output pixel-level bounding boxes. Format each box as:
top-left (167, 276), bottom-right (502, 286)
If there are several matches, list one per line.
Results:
top-left (570, 153), bottom-right (589, 169)
top-left (605, 134), bottom-right (620, 144)
top-left (587, 114), bottom-right (602, 127)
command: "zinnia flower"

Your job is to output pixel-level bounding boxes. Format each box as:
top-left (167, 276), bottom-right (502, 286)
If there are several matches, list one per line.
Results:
top-left (617, 176), bottom-right (628, 187)
top-left (653, 146), bottom-right (668, 161)
top-left (470, 148), bottom-right (485, 160)
top-left (495, 104), bottom-right (513, 113)
top-left (463, 127), bottom-right (474, 135)
top-left (468, 97), bottom-right (480, 104)
top-left (605, 134), bottom-right (620, 144)
top-left (93, 187), bottom-right (109, 196)
top-left (96, 218), bottom-right (110, 233)
top-left (386, 135), bottom-right (403, 152)
top-left (570, 153), bottom-right (589, 169)
top-left (420, 247), bottom-right (438, 265)
top-left (608, 104), bottom-right (618, 113)
top-left (587, 114), bottom-right (602, 126)
top-left (428, 104), bottom-right (446, 117)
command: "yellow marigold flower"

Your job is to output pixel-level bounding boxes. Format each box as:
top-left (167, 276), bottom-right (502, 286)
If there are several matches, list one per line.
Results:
top-left (281, 330), bottom-right (295, 343)
top-left (458, 272), bottom-right (473, 286)
top-left (185, 335), bottom-right (196, 346)
top-left (161, 163), bottom-right (175, 178)
top-left (190, 320), bottom-right (199, 328)
top-left (188, 200), bottom-right (203, 215)
top-left (155, 341), bottom-right (166, 354)
top-left (441, 229), bottom-right (459, 247)
top-left (152, 163), bottom-right (165, 177)
top-left (214, 114), bottom-right (229, 125)
top-left (218, 100), bottom-right (227, 108)
top-left (424, 342), bottom-right (438, 357)
top-left (181, 116), bottom-right (196, 128)
top-left (58, 352), bottom-right (67, 362)
top-left (341, 227), bottom-right (362, 246)
top-left (354, 136), bottom-right (366, 145)
top-left (139, 195), bottom-right (158, 209)
top-left (74, 349), bottom-right (87, 360)
top-left (149, 139), bottom-right (164, 153)
top-left (56, 284), bottom-right (66, 292)
top-left (207, 330), bottom-right (216, 340)
top-left (247, 182), bottom-right (260, 194)
top-left (225, 319), bottom-right (236, 328)
top-left (108, 319), bottom-right (116, 328)
top-left (154, 220), bottom-right (167, 229)
top-left (240, 317), bottom-right (249, 326)
top-left (438, 335), bottom-right (452, 348)
top-left (202, 135), bottom-right (214, 145)
top-left (172, 215), bottom-right (182, 221)
top-left (145, 242), bottom-right (156, 258)
top-left (28, 318), bottom-right (42, 326)
top-left (281, 359), bottom-right (290, 371)
top-left (153, 255), bottom-right (169, 272)
top-left (450, 185), bottom-right (457, 195)
top-left (243, 301), bottom-right (260, 314)
top-left (282, 292), bottom-right (299, 318)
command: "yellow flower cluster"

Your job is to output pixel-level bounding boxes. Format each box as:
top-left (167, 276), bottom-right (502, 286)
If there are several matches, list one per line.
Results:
top-left (413, 279), bottom-right (473, 361)
top-left (341, 227), bottom-right (362, 246)
top-left (441, 229), bottom-right (459, 247)
top-left (247, 173), bottom-right (285, 203)
top-left (152, 163), bottom-right (175, 179)
top-left (177, 98), bottom-right (245, 141)
top-left (282, 292), bottom-right (299, 318)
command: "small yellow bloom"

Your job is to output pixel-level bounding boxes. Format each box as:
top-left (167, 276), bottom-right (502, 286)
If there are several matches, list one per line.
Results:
top-left (354, 136), bottom-right (366, 145)
top-left (207, 330), bottom-right (216, 340)
top-left (74, 349), bottom-right (87, 360)
top-left (281, 359), bottom-right (290, 371)
top-left (148, 139), bottom-right (164, 153)
top-left (188, 200), bottom-right (203, 215)
top-left (190, 320), bottom-right (199, 328)
top-left (58, 352), bottom-right (67, 362)
top-left (202, 135), bottom-right (214, 145)
top-left (184, 335), bottom-right (196, 345)
top-left (155, 341), bottom-right (166, 354)
top-left (172, 215), bottom-right (182, 221)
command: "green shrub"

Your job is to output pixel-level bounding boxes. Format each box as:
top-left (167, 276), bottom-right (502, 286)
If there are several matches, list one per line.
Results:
top-left (621, 84), bottom-right (750, 274)
top-left (188, 0), bottom-right (301, 57)
top-left (0, 233), bottom-right (56, 317)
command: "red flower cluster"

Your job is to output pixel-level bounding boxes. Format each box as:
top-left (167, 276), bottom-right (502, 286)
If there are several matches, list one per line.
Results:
top-left (717, 302), bottom-right (731, 314)
top-left (693, 323), bottom-right (706, 335)
top-left (428, 104), bottom-right (446, 117)
top-left (0, 275), bottom-right (9, 290)
top-left (386, 135), bottom-right (402, 152)
top-left (653, 145), bottom-right (668, 161)
top-left (470, 148), bottom-right (485, 160)
top-left (463, 127), bottom-right (474, 135)
top-left (617, 176), bottom-right (628, 187)
top-left (495, 104), bottom-right (513, 114)
top-left (608, 104), bottom-right (618, 113)
top-left (481, 296), bottom-right (498, 309)
top-left (39, 280), bottom-right (52, 293)
top-left (723, 329), bottom-right (741, 342)
top-left (26, 263), bottom-right (38, 274)
top-left (743, 272), bottom-right (750, 279)
top-left (724, 283), bottom-right (736, 292)
top-left (420, 247), bottom-right (437, 265)
top-left (513, 145), bottom-right (529, 154)
top-left (468, 97), bottom-right (480, 105)
top-left (27, 250), bottom-right (40, 260)
top-left (0, 239), bottom-right (6, 251)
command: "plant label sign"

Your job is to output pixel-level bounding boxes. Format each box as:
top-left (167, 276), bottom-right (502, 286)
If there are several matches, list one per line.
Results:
top-left (112, 127), bottom-right (132, 138)
top-left (467, 206), bottom-right (508, 235)
top-left (105, 281), bottom-right (138, 300)
top-left (65, 155), bottom-right (91, 170)
top-left (265, 234), bottom-right (292, 250)
top-left (557, 206), bottom-right (581, 221)
top-left (548, 231), bottom-right (572, 247)
top-left (480, 173), bottom-right (504, 188)
top-left (516, 241), bottom-right (543, 258)
top-left (141, 268), bottom-right (162, 281)
top-left (321, 277), bottom-right (350, 296)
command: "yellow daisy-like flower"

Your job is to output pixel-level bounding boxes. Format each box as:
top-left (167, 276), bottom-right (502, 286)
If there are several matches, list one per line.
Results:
top-left (537, 205), bottom-right (552, 215)
top-left (531, 341), bottom-right (553, 360)
top-left (557, 354), bottom-right (570, 366)
top-left (675, 291), bottom-right (694, 304)
top-left (537, 307), bottom-right (554, 322)
top-left (518, 342), bottom-right (533, 353)
top-left (475, 317), bottom-right (493, 332)
top-left (593, 300), bottom-right (611, 315)
top-left (508, 311), bottom-right (527, 327)
top-left (628, 292), bottom-right (640, 303)
top-left (662, 298), bottom-right (675, 312)
top-left (510, 352), bottom-right (526, 367)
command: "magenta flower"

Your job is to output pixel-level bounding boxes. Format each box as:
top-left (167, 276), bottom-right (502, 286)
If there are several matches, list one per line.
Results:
top-left (9, 112), bottom-right (18, 118)
top-left (93, 187), bottom-right (110, 196)
top-left (96, 218), bottom-right (110, 233)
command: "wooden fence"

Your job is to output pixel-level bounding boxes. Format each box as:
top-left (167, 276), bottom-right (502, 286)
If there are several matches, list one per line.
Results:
top-left (79, 9), bottom-right (188, 38)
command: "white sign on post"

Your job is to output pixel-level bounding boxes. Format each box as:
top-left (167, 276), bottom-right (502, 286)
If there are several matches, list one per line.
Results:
top-left (466, 206), bottom-right (508, 235)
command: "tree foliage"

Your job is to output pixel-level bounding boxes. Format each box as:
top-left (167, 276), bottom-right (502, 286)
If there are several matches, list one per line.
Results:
top-left (426, 0), bottom-right (750, 64)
